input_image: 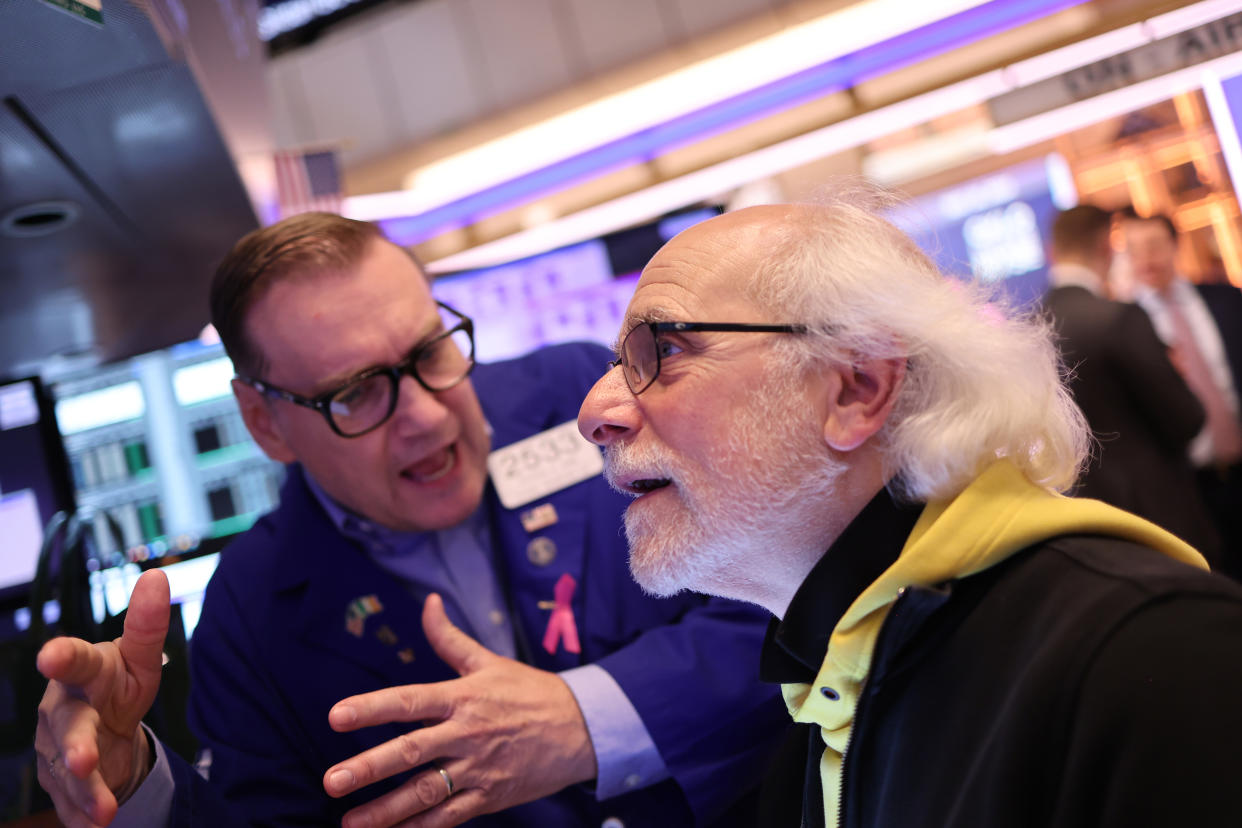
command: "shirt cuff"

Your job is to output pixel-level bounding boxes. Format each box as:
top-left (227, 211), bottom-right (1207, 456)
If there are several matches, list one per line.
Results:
top-left (560, 663), bottom-right (669, 800)
top-left (110, 724), bottom-right (174, 828)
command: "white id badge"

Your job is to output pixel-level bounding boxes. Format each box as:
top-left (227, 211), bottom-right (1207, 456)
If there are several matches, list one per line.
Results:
top-left (487, 420), bottom-right (605, 509)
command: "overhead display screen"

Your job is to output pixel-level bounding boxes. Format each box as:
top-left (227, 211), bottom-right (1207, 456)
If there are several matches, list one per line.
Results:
top-left (888, 154), bottom-right (1077, 308)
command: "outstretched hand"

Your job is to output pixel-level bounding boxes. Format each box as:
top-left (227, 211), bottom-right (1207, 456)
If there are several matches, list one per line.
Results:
top-left (323, 593), bottom-right (597, 828)
top-left (34, 570), bottom-right (170, 827)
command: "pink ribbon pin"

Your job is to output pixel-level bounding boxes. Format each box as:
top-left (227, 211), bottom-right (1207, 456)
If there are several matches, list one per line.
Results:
top-left (542, 573), bottom-right (581, 655)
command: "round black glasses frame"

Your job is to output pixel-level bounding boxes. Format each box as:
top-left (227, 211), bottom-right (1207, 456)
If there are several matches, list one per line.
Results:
top-left (610, 320), bottom-right (808, 396)
top-left (236, 301), bottom-right (475, 437)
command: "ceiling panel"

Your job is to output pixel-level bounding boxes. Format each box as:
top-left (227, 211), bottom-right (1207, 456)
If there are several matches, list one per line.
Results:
top-left (563, 0), bottom-right (677, 77)
top-left (294, 29), bottom-right (408, 163)
top-left (0, 0), bottom-right (259, 378)
top-left (380, 0), bottom-right (492, 145)
top-left (266, 52), bottom-right (315, 149)
top-left (673, 0), bottom-right (781, 37)
top-left (462, 0), bottom-right (577, 110)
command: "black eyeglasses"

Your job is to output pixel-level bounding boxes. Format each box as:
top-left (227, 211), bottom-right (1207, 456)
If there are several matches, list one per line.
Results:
top-left (610, 320), bottom-right (807, 395)
top-left (237, 301), bottom-right (476, 437)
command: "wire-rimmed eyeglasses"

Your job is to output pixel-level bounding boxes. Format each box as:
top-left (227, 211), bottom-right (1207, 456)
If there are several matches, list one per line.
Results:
top-left (610, 320), bottom-right (808, 396)
top-left (237, 301), bottom-right (476, 437)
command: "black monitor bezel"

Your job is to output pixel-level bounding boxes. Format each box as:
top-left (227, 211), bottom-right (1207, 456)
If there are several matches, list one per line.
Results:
top-left (0, 374), bottom-right (78, 613)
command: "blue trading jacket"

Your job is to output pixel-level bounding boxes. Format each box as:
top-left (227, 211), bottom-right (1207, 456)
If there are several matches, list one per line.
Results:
top-left (167, 342), bottom-right (788, 826)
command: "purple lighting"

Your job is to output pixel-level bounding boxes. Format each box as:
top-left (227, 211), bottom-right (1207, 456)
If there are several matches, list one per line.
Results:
top-left (379, 0), bottom-right (1089, 247)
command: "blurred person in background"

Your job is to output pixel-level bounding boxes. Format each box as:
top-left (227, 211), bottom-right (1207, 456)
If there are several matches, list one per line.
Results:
top-left (1043, 204), bottom-right (1220, 561)
top-left (1122, 207), bottom-right (1242, 579)
top-left (579, 195), bottom-right (1242, 828)
top-left (32, 213), bottom-right (786, 828)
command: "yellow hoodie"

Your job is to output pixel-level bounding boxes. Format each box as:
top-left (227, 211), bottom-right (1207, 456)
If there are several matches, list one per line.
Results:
top-left (781, 460), bottom-right (1208, 828)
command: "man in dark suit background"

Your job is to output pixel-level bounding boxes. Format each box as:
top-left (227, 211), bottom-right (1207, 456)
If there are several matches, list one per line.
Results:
top-left (1122, 207), bottom-right (1242, 578)
top-left (1043, 205), bottom-right (1220, 560)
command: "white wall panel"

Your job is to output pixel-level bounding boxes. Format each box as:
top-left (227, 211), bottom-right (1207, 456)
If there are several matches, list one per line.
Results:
top-left (562, 0), bottom-right (675, 77)
top-left (264, 0), bottom-right (794, 169)
top-left (266, 54), bottom-right (312, 150)
top-left (673, 0), bottom-right (778, 37)
top-left (462, 0), bottom-right (577, 109)
top-left (289, 30), bottom-right (406, 163)
top-left (378, 0), bottom-right (490, 144)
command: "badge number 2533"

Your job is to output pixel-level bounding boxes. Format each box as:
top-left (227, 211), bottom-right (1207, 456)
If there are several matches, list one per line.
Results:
top-left (487, 420), bottom-right (605, 509)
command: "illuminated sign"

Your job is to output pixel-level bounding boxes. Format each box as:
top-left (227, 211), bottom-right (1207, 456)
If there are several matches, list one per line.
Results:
top-left (258, 0), bottom-right (369, 42)
top-left (992, 11), bottom-right (1242, 125)
top-left (889, 155), bottom-right (1073, 307)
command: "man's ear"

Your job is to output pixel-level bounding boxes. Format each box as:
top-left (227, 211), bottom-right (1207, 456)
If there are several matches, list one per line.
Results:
top-left (821, 356), bottom-right (906, 452)
top-left (233, 379), bottom-right (297, 464)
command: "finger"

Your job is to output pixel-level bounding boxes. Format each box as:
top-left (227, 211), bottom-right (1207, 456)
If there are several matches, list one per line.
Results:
top-left (341, 767), bottom-right (463, 828)
top-left (36, 748), bottom-right (116, 827)
top-left (421, 594), bottom-right (493, 676)
top-left (38, 680), bottom-right (100, 775)
top-left (109, 570), bottom-right (170, 735)
top-left (37, 637), bottom-right (105, 688)
top-left (329, 682), bottom-right (455, 733)
top-left (117, 570), bottom-right (170, 682)
top-left (39, 692), bottom-right (110, 809)
top-left (36, 706), bottom-right (111, 827)
top-left (53, 696), bottom-right (103, 778)
top-left (395, 789), bottom-right (488, 828)
top-left (324, 724), bottom-right (460, 797)
top-left (62, 767), bottom-right (116, 826)
top-left (390, 760), bottom-right (480, 828)
top-left (38, 762), bottom-right (100, 828)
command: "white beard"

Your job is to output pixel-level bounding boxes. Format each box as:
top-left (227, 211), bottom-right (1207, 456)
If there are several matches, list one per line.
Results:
top-left (605, 373), bottom-right (845, 603)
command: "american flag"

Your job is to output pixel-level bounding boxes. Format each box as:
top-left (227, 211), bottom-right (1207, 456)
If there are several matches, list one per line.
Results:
top-left (274, 148), bottom-right (343, 218)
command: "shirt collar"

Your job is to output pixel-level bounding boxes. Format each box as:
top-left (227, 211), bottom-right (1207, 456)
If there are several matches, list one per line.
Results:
top-left (1048, 262), bottom-right (1106, 295)
top-left (302, 469), bottom-right (487, 556)
top-left (759, 487), bottom-right (924, 684)
top-left (304, 470), bottom-right (356, 534)
top-left (1134, 275), bottom-right (1195, 305)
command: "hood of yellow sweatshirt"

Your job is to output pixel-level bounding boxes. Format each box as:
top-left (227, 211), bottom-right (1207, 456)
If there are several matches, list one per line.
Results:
top-left (784, 459), bottom-right (1206, 827)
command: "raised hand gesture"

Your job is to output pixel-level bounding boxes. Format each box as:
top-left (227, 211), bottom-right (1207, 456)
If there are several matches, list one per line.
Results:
top-left (34, 570), bottom-right (170, 827)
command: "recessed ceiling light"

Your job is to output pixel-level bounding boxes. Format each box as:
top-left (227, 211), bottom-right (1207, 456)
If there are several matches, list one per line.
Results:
top-left (1, 201), bottom-right (80, 238)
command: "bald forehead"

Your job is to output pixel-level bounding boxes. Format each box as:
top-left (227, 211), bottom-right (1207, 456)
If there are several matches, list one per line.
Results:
top-left (681, 204), bottom-right (809, 245)
top-left (624, 207), bottom-right (805, 325)
top-left (644, 206), bottom-right (797, 280)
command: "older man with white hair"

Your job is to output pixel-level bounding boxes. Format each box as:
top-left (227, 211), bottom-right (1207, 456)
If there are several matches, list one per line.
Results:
top-left (579, 194), bottom-right (1242, 828)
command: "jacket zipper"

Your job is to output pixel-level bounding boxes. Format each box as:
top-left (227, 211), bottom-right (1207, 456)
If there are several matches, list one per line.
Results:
top-left (835, 587), bottom-right (910, 828)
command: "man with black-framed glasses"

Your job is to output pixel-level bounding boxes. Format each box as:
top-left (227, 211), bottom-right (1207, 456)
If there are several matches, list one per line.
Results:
top-left (580, 199), bottom-right (1242, 828)
top-left (235, 300), bottom-right (477, 438)
top-left (34, 213), bottom-right (786, 828)
top-left (610, 321), bottom-right (807, 396)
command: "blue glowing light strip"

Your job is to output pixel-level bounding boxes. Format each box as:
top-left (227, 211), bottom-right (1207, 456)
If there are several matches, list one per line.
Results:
top-left (378, 0), bottom-right (1089, 246)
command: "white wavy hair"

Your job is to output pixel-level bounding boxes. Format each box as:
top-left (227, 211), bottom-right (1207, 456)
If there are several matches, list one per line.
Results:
top-left (745, 190), bottom-right (1089, 501)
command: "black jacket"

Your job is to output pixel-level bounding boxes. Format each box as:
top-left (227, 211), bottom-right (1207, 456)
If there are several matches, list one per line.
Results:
top-left (1043, 285), bottom-right (1218, 558)
top-left (760, 495), bottom-right (1242, 828)
top-left (1197, 282), bottom-right (1242, 395)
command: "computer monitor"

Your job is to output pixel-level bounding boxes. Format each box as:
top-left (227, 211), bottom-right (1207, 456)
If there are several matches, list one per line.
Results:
top-left (87, 532), bottom-right (237, 640)
top-left (0, 376), bottom-right (76, 613)
top-left (48, 339), bottom-right (283, 639)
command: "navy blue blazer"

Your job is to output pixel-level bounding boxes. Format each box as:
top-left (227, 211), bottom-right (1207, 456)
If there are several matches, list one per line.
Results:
top-left (167, 342), bottom-right (787, 826)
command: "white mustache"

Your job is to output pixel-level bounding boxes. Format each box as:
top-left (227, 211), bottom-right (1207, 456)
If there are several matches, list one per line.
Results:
top-left (603, 442), bottom-right (678, 496)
